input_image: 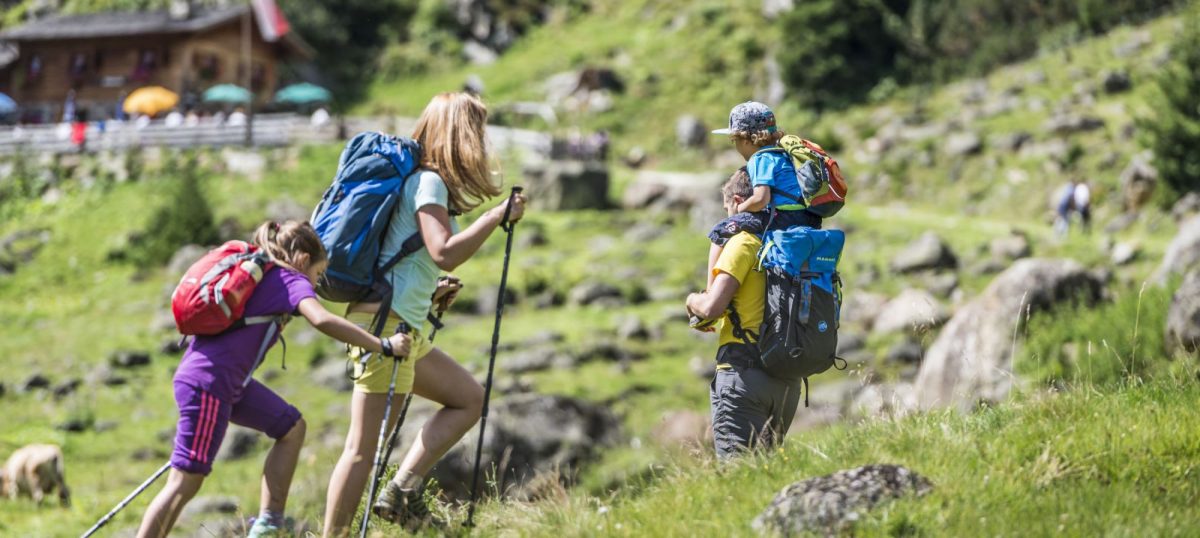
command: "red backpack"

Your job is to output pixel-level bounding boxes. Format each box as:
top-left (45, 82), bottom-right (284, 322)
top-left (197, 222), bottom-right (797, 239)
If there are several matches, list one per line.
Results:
top-left (171, 241), bottom-right (275, 335)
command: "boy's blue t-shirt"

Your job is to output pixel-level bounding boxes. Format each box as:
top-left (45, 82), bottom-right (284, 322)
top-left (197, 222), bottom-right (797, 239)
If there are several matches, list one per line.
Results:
top-left (748, 147), bottom-right (804, 210)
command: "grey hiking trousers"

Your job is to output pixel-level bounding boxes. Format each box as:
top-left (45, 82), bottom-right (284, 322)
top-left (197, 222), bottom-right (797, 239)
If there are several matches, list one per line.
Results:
top-left (709, 343), bottom-right (801, 459)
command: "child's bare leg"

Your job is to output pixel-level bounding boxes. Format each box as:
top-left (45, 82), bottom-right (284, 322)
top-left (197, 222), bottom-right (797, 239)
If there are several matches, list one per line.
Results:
top-left (706, 243), bottom-right (723, 291)
top-left (260, 419), bottom-right (306, 515)
top-left (137, 469), bottom-right (204, 538)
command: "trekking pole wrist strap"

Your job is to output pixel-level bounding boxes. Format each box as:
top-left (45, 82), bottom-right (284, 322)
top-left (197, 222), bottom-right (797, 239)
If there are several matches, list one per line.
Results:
top-left (380, 336), bottom-right (394, 357)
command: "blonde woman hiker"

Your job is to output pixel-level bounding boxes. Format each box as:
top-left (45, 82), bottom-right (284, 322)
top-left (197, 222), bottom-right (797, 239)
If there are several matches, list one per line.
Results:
top-left (137, 221), bottom-right (412, 538)
top-left (322, 92), bottom-right (527, 536)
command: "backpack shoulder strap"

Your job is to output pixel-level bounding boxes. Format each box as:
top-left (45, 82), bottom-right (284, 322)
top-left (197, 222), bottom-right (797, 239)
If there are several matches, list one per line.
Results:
top-left (725, 303), bottom-right (758, 345)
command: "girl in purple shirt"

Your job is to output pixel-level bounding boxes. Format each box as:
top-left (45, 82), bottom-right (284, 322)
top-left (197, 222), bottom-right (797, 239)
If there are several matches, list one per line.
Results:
top-left (136, 221), bottom-right (412, 538)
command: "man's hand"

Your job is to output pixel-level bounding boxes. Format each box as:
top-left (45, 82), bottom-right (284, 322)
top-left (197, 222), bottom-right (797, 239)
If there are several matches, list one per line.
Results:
top-left (432, 275), bottom-right (463, 313)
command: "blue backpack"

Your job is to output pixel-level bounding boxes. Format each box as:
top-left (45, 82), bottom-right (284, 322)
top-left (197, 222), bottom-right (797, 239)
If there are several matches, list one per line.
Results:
top-left (728, 227), bottom-right (847, 404)
top-left (311, 132), bottom-right (423, 332)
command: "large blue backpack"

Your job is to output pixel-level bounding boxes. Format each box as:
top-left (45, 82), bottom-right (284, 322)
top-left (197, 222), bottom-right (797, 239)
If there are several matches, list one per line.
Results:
top-left (728, 227), bottom-right (847, 404)
top-left (311, 132), bottom-right (423, 332)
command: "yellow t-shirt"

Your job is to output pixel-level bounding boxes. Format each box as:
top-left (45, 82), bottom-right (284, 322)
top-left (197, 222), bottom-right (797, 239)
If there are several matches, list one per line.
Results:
top-left (714, 232), bottom-right (765, 347)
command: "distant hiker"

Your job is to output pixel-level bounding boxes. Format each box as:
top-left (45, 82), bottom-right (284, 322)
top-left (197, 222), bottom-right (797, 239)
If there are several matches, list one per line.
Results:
top-left (1054, 179), bottom-right (1092, 235)
top-left (137, 221), bottom-right (412, 538)
top-left (687, 171), bottom-right (801, 458)
top-left (322, 92), bottom-right (526, 535)
top-left (1, 444), bottom-right (70, 506)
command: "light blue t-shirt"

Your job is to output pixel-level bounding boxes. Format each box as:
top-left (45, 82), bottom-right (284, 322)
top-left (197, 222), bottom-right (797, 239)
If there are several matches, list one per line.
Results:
top-left (381, 169), bottom-right (459, 328)
top-left (748, 148), bottom-right (803, 210)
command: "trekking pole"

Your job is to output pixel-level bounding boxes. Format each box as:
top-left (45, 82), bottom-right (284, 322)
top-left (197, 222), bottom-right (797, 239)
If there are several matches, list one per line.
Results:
top-left (466, 186), bottom-right (522, 528)
top-left (81, 461), bottom-right (171, 538)
top-left (359, 322), bottom-right (410, 538)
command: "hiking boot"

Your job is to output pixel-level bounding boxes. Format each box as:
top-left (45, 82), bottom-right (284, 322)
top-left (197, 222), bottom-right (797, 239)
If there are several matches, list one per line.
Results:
top-left (371, 482), bottom-right (443, 532)
top-left (245, 517), bottom-right (282, 538)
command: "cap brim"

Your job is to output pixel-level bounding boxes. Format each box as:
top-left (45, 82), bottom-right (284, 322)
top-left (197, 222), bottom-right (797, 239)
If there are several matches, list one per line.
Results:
top-left (711, 128), bottom-right (733, 134)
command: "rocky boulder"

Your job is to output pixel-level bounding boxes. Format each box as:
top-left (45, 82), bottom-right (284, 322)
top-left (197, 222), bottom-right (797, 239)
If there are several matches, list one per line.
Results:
top-left (1120, 151), bottom-right (1158, 212)
top-left (0, 228), bottom-right (51, 275)
top-left (1172, 192), bottom-right (1200, 223)
top-left (652, 410), bottom-right (710, 449)
top-left (1043, 114), bottom-right (1105, 135)
top-left (943, 132), bottom-right (982, 157)
top-left (841, 292), bottom-right (888, 329)
top-left (110, 351), bottom-right (151, 369)
top-left (675, 115), bottom-right (708, 149)
top-left (752, 464), bottom-right (933, 536)
top-left (915, 259), bottom-right (1105, 410)
top-left (523, 160), bottom-right (610, 211)
top-left (890, 232), bottom-right (958, 274)
top-left (428, 394), bottom-right (621, 500)
top-left (871, 289), bottom-right (949, 336)
top-left (310, 360), bottom-right (353, 392)
top-left (568, 281), bottom-right (623, 306)
top-left (1166, 270), bottom-right (1200, 355)
top-left (621, 170), bottom-right (725, 212)
top-left (1154, 215), bottom-right (1200, 283)
top-left (1101, 69), bottom-right (1133, 94)
top-left (989, 230), bottom-right (1032, 261)
top-left (167, 244), bottom-right (208, 276)
top-left (216, 426), bottom-right (260, 461)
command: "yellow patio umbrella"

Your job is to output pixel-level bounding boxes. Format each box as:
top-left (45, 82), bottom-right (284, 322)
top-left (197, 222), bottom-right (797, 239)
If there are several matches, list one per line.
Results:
top-left (122, 86), bottom-right (179, 117)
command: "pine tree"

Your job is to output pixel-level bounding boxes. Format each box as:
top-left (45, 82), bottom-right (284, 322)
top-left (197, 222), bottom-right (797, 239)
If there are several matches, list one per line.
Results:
top-left (129, 153), bottom-right (218, 266)
top-left (1142, 7), bottom-right (1200, 199)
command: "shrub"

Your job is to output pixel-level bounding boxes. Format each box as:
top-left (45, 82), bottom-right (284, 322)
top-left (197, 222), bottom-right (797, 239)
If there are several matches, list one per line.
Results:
top-left (126, 154), bottom-right (218, 267)
top-left (1141, 6), bottom-right (1200, 200)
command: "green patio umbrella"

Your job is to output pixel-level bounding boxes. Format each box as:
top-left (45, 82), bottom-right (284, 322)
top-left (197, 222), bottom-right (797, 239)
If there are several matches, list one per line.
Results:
top-left (274, 82), bottom-right (332, 105)
top-left (203, 84), bottom-right (252, 104)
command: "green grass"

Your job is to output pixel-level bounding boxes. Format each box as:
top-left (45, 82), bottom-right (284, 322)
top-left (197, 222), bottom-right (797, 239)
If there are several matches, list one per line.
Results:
top-left (469, 376), bottom-right (1200, 537)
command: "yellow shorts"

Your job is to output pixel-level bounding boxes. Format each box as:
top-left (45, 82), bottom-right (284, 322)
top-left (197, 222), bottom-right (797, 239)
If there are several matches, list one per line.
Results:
top-left (346, 311), bottom-right (435, 394)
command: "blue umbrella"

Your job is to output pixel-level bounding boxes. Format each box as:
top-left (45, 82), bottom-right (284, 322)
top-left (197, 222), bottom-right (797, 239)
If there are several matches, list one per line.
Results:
top-left (274, 83), bottom-right (332, 105)
top-left (0, 93), bottom-right (17, 114)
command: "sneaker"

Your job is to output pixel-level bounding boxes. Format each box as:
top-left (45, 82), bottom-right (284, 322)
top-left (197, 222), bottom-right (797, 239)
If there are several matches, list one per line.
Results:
top-left (245, 517), bottom-right (282, 538)
top-left (371, 482), bottom-right (442, 532)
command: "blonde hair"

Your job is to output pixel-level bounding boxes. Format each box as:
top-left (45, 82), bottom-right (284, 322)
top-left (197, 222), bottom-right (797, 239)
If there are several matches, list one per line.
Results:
top-left (731, 129), bottom-right (784, 148)
top-left (252, 220), bottom-right (326, 273)
top-left (412, 92), bottom-right (501, 213)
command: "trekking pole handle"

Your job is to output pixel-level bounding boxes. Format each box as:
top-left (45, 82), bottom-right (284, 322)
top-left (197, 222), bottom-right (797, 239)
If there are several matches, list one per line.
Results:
top-left (500, 186), bottom-right (524, 232)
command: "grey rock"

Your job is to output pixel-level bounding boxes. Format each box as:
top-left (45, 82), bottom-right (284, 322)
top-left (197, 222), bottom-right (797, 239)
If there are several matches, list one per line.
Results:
top-left (501, 347), bottom-right (565, 374)
top-left (762, 0), bottom-right (795, 18)
top-left (181, 495), bottom-right (239, 519)
top-left (1120, 151), bottom-right (1158, 212)
top-left (57, 417), bottom-right (92, 433)
top-left (1110, 242), bottom-right (1140, 266)
top-left (216, 426), bottom-right (260, 461)
top-left (1043, 114), bottom-right (1105, 135)
top-left (989, 230), bottom-right (1032, 261)
top-left (890, 232), bottom-right (958, 274)
top-left (87, 365), bottom-right (127, 387)
top-left (915, 259), bottom-right (1105, 410)
top-left (1154, 215), bottom-right (1200, 283)
top-left (52, 378), bottom-right (81, 399)
top-left (622, 170), bottom-right (724, 211)
top-left (1172, 192), bottom-right (1200, 223)
top-left (572, 342), bottom-right (642, 364)
top-left (622, 222), bottom-right (669, 243)
top-left (428, 394), bottom-right (622, 500)
top-left (884, 340), bottom-right (924, 365)
top-left (1101, 70), bottom-right (1132, 94)
top-left (872, 289), bottom-right (949, 336)
top-left (841, 292), bottom-right (888, 329)
top-left (689, 356), bottom-right (715, 380)
top-left (943, 132), bottom-right (982, 157)
top-left (615, 315), bottom-right (650, 341)
top-left (110, 351), bottom-right (151, 369)
top-left (166, 244), bottom-right (208, 276)
top-left (924, 273), bottom-right (959, 299)
top-left (836, 333), bottom-right (866, 356)
top-left (969, 258), bottom-right (1009, 277)
top-left (310, 360), bottom-right (353, 392)
top-left (265, 197), bottom-right (310, 224)
top-left (675, 115), bottom-right (708, 149)
top-left (160, 338), bottom-right (187, 355)
top-left (21, 373), bottom-right (51, 392)
top-left (220, 149), bottom-right (265, 179)
top-left (1105, 212), bottom-right (1139, 234)
top-left (689, 195), bottom-right (727, 235)
top-left (0, 228), bottom-right (51, 274)
top-left (523, 160), bottom-right (610, 211)
top-left (463, 39), bottom-right (498, 65)
top-left (989, 132), bottom-right (1032, 152)
top-left (475, 285), bottom-right (519, 316)
top-left (568, 281), bottom-right (622, 306)
top-left (1166, 270), bottom-right (1200, 355)
top-left (1113, 32), bottom-right (1151, 58)
top-left (752, 464), bottom-right (933, 536)
top-left (850, 383), bottom-right (919, 419)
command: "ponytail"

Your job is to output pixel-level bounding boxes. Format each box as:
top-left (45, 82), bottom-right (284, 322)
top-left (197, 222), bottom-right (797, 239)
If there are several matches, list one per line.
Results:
top-left (251, 220), bottom-right (326, 273)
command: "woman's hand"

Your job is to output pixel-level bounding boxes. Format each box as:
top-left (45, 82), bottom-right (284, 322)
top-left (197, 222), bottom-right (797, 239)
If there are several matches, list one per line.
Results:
top-left (492, 192), bottom-right (527, 224)
top-left (387, 331), bottom-right (412, 358)
top-left (432, 275), bottom-right (463, 312)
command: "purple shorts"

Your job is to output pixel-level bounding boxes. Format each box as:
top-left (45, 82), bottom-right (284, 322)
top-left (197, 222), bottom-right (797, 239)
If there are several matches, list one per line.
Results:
top-left (170, 379), bottom-right (301, 475)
